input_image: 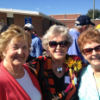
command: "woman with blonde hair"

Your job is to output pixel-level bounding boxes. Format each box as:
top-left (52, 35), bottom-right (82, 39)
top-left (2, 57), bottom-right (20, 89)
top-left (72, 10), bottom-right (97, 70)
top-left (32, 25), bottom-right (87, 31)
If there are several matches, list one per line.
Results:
top-left (0, 24), bottom-right (42, 100)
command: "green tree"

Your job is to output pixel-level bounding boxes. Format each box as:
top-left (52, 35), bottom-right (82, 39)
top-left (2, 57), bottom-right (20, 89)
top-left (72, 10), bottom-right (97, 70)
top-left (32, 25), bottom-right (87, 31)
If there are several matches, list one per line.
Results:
top-left (86, 9), bottom-right (100, 19)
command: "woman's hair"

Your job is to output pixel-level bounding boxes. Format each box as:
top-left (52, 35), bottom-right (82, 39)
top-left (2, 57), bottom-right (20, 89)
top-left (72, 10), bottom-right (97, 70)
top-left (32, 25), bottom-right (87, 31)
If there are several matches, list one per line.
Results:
top-left (0, 24), bottom-right (31, 59)
top-left (78, 28), bottom-right (100, 52)
top-left (42, 24), bottom-right (73, 50)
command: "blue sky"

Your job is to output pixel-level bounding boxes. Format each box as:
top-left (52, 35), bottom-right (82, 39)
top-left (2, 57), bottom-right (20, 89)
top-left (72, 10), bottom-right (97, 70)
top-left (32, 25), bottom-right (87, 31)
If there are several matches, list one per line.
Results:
top-left (0, 0), bottom-right (100, 15)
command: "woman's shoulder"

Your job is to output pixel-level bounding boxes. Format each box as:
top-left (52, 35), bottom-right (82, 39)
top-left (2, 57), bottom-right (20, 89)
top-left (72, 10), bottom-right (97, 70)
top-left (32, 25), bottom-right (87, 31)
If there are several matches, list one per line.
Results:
top-left (0, 65), bottom-right (11, 86)
top-left (31, 56), bottom-right (49, 61)
top-left (27, 56), bottom-right (52, 74)
top-left (28, 56), bottom-right (51, 65)
top-left (79, 64), bottom-right (91, 77)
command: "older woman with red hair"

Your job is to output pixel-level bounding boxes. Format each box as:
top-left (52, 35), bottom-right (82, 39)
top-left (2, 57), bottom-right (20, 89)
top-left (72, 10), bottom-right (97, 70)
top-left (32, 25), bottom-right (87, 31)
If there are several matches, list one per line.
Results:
top-left (78, 28), bottom-right (100, 100)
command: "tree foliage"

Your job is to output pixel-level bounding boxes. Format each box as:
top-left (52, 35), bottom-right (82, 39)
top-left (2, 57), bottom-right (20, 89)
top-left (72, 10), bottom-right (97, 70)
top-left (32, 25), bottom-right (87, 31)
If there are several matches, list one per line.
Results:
top-left (86, 9), bottom-right (100, 19)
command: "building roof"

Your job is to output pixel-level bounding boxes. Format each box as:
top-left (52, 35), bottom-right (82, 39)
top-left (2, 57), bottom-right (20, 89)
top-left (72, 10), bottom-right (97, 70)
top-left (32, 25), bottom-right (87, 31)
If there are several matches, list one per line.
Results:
top-left (0, 8), bottom-right (45, 16)
top-left (0, 8), bottom-right (64, 25)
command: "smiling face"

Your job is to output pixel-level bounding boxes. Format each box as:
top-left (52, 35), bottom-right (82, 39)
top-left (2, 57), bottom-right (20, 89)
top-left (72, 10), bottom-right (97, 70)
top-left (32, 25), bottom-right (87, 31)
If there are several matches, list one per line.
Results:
top-left (82, 42), bottom-right (100, 70)
top-left (3, 38), bottom-right (29, 67)
top-left (48, 34), bottom-right (68, 61)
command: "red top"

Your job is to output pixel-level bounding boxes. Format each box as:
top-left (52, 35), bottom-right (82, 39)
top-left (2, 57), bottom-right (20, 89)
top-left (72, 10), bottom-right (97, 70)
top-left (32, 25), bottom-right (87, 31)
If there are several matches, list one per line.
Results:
top-left (0, 62), bottom-right (43, 100)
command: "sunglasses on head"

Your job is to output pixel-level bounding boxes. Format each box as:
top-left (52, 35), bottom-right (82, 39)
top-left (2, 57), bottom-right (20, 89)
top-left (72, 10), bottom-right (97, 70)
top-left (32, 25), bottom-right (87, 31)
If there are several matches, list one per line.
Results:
top-left (49, 41), bottom-right (68, 48)
top-left (82, 45), bottom-right (100, 55)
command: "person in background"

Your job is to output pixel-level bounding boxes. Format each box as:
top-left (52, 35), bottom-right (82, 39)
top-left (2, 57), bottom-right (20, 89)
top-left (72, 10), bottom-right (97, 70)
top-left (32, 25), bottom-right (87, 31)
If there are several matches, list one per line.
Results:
top-left (0, 22), bottom-right (8, 34)
top-left (0, 25), bottom-right (42, 100)
top-left (28, 24), bottom-right (83, 100)
top-left (24, 23), bottom-right (43, 61)
top-left (77, 28), bottom-right (100, 100)
top-left (68, 15), bottom-right (95, 65)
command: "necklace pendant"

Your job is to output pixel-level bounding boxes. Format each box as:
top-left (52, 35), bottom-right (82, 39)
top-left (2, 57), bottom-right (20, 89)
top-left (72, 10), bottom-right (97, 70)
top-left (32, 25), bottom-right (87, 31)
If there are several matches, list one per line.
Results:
top-left (57, 66), bottom-right (63, 73)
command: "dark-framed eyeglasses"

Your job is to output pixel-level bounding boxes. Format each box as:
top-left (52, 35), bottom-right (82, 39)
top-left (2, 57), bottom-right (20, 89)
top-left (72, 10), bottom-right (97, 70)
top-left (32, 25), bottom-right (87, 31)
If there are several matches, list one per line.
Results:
top-left (49, 41), bottom-right (68, 48)
top-left (82, 45), bottom-right (100, 55)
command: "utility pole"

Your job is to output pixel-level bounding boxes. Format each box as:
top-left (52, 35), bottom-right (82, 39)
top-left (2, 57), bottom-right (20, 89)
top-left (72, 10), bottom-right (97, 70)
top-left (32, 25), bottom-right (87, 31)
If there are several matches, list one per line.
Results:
top-left (93, 0), bottom-right (95, 20)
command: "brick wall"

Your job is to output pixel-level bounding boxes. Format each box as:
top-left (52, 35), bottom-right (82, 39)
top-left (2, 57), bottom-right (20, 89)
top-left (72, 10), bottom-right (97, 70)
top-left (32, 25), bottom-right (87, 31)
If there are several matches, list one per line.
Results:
top-left (50, 14), bottom-right (100, 28)
top-left (1, 12), bottom-right (100, 36)
top-left (0, 12), bottom-right (7, 24)
top-left (50, 14), bottom-right (80, 20)
top-left (0, 13), bottom-right (57, 37)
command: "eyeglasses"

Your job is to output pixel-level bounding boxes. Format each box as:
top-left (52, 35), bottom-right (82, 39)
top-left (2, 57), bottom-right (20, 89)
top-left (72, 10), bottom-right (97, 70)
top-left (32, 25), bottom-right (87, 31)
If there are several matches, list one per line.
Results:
top-left (49, 41), bottom-right (68, 48)
top-left (82, 45), bottom-right (100, 55)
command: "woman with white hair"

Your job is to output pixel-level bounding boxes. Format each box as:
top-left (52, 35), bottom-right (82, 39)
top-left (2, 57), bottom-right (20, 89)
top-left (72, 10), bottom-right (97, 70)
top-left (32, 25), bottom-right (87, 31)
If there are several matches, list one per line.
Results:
top-left (28, 24), bottom-right (82, 100)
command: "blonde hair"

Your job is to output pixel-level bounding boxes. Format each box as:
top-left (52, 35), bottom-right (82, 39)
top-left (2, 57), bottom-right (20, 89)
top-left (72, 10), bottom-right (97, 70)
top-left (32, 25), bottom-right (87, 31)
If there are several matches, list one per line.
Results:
top-left (42, 24), bottom-right (73, 50)
top-left (0, 24), bottom-right (31, 59)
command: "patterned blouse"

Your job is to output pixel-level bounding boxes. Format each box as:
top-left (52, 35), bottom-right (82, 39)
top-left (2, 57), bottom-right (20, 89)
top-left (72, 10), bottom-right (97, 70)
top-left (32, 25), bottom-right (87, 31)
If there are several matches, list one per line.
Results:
top-left (28, 55), bottom-right (82, 100)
